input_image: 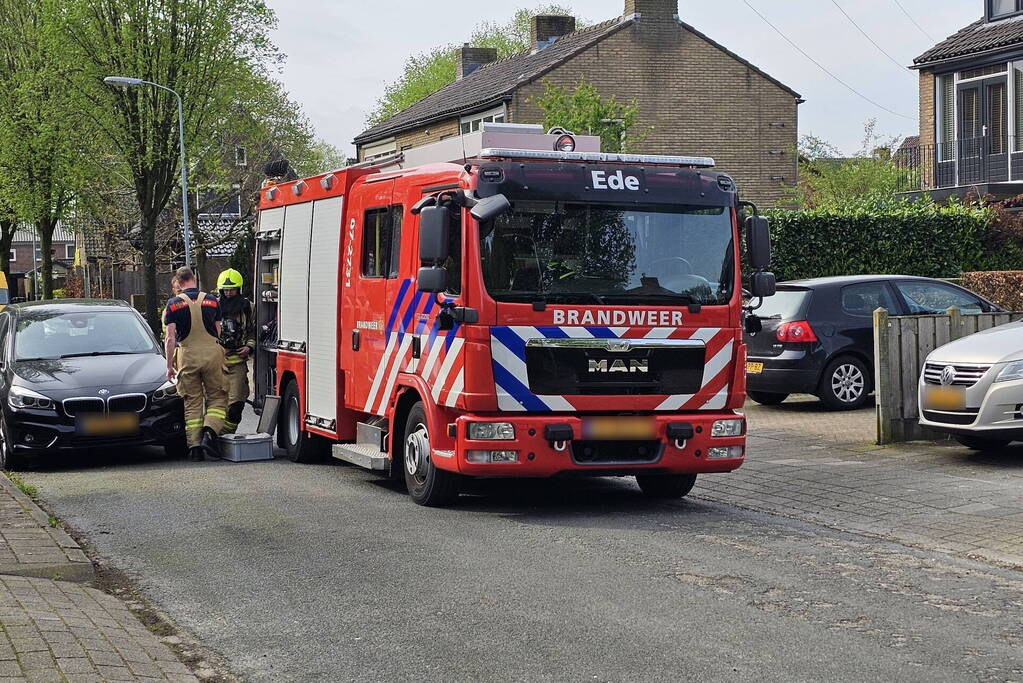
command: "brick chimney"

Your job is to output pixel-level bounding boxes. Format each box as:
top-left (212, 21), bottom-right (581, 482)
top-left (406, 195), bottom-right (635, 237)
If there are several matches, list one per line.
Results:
top-left (457, 44), bottom-right (498, 80)
top-left (624, 0), bottom-right (679, 19)
top-left (531, 15), bottom-right (577, 51)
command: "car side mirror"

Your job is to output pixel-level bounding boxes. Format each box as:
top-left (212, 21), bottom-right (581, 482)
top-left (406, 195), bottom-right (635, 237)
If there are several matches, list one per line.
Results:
top-left (746, 216), bottom-right (772, 270)
top-left (749, 271), bottom-right (776, 298)
top-left (418, 205), bottom-right (450, 265)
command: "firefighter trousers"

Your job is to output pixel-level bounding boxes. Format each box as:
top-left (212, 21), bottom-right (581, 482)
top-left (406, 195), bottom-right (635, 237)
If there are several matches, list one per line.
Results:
top-left (177, 344), bottom-right (229, 447)
top-left (223, 354), bottom-right (250, 434)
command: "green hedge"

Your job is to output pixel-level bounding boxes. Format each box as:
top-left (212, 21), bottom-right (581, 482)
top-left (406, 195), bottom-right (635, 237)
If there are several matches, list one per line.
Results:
top-left (764, 196), bottom-right (996, 282)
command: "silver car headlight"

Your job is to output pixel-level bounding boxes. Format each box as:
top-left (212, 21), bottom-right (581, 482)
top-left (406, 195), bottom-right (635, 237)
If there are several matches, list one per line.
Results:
top-left (153, 380), bottom-right (179, 401)
top-left (9, 386), bottom-right (55, 411)
top-left (995, 361), bottom-right (1023, 383)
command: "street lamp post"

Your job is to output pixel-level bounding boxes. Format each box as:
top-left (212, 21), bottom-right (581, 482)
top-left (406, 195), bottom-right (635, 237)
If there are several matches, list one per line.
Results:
top-left (103, 76), bottom-right (193, 267)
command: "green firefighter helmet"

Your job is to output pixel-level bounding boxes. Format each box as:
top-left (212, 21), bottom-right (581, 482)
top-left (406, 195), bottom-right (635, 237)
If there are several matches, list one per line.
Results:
top-left (217, 268), bottom-right (244, 292)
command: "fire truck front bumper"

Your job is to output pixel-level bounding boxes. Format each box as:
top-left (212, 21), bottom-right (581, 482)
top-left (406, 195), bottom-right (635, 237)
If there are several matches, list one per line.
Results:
top-left (448, 412), bottom-right (746, 477)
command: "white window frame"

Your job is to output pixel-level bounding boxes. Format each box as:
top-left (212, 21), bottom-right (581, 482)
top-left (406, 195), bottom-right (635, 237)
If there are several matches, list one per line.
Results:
top-left (361, 137), bottom-right (397, 161)
top-left (8, 249), bottom-right (14, 262)
top-left (235, 146), bottom-right (247, 167)
top-left (459, 105), bottom-right (507, 136)
top-left (64, 244), bottom-right (75, 260)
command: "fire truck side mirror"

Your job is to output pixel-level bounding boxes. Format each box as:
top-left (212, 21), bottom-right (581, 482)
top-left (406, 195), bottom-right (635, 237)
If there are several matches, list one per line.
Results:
top-left (418, 205), bottom-right (450, 265)
top-left (469, 194), bottom-right (510, 223)
top-left (746, 216), bottom-right (772, 270)
top-left (749, 271), bottom-right (776, 299)
top-left (417, 267), bottom-right (448, 293)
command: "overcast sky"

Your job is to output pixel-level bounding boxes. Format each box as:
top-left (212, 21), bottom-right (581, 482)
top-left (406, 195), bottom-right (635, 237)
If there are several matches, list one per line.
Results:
top-left (263, 0), bottom-right (978, 159)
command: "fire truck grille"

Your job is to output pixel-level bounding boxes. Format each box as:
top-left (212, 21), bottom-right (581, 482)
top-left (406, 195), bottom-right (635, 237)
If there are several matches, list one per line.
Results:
top-left (571, 440), bottom-right (662, 465)
top-left (525, 346), bottom-right (705, 396)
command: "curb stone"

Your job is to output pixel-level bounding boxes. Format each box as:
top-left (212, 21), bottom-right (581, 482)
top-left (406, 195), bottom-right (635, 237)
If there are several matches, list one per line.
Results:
top-left (0, 473), bottom-right (94, 582)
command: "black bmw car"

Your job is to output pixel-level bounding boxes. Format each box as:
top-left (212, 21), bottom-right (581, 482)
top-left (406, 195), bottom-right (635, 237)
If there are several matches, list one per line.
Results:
top-left (744, 275), bottom-right (1001, 410)
top-left (0, 300), bottom-right (186, 468)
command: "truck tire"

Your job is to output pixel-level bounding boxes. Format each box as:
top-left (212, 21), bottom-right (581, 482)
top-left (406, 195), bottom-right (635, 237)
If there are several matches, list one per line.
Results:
top-left (748, 391), bottom-right (789, 406)
top-left (280, 381), bottom-right (325, 463)
top-left (636, 473), bottom-right (697, 499)
top-left (954, 434), bottom-right (1012, 452)
top-left (403, 402), bottom-right (460, 506)
top-left (818, 356), bottom-right (871, 411)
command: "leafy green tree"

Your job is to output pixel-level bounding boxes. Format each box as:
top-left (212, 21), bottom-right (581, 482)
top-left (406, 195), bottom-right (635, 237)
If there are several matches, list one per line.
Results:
top-left (0, 0), bottom-right (92, 298)
top-left (368, 5), bottom-right (583, 124)
top-left (534, 79), bottom-right (644, 153)
top-left (60, 0), bottom-right (281, 331)
top-left (789, 120), bottom-right (910, 209)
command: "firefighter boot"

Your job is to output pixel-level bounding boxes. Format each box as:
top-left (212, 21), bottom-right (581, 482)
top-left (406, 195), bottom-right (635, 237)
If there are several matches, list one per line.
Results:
top-left (189, 446), bottom-right (205, 462)
top-left (222, 358), bottom-right (249, 434)
top-left (201, 427), bottom-right (221, 459)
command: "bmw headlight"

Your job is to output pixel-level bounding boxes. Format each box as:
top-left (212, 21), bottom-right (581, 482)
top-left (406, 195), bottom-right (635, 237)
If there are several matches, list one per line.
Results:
top-left (9, 386), bottom-right (55, 411)
top-left (153, 380), bottom-right (179, 401)
top-left (995, 361), bottom-right (1023, 383)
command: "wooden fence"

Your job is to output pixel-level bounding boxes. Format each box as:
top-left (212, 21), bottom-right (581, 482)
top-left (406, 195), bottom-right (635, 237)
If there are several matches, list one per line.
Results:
top-left (873, 307), bottom-right (1023, 444)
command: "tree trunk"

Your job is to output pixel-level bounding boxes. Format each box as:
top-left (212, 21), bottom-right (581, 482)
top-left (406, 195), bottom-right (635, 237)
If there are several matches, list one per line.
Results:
top-left (0, 219), bottom-right (14, 279)
top-left (142, 214), bottom-right (160, 335)
top-left (38, 219), bottom-right (54, 300)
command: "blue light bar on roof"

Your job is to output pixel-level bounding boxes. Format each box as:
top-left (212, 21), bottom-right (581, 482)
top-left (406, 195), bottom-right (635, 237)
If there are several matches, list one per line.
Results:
top-left (477, 148), bottom-right (716, 168)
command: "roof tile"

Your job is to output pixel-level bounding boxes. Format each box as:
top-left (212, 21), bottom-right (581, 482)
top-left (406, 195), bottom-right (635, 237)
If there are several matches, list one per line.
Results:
top-left (914, 16), bottom-right (1023, 66)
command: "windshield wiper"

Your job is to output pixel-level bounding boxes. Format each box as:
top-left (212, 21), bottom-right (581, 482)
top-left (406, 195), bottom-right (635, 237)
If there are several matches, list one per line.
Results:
top-left (544, 292), bottom-right (607, 305)
top-left (57, 351), bottom-right (140, 359)
top-left (602, 293), bottom-right (696, 304)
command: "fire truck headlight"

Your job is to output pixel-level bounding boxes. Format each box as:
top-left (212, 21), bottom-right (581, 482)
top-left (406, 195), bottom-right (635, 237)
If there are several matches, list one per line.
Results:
top-left (467, 422), bottom-right (516, 440)
top-left (707, 446), bottom-right (744, 460)
top-left (467, 450), bottom-right (519, 464)
top-left (711, 419), bottom-right (745, 437)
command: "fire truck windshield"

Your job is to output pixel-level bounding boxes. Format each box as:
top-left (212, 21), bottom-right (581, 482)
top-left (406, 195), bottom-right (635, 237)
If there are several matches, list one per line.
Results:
top-left (479, 201), bottom-right (735, 305)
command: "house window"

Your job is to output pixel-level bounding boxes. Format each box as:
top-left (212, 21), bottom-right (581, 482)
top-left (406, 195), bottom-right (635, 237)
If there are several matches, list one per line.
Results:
top-left (361, 206), bottom-right (402, 279)
top-left (959, 64), bottom-right (1007, 80)
top-left (1015, 64), bottom-right (1023, 152)
top-left (937, 74), bottom-right (955, 161)
top-left (65, 244), bottom-right (76, 260)
top-left (7, 250), bottom-right (14, 262)
top-left (235, 147), bottom-right (247, 167)
top-left (990, 0), bottom-right (1023, 18)
top-left (361, 137), bottom-right (397, 161)
top-left (459, 106), bottom-right (506, 135)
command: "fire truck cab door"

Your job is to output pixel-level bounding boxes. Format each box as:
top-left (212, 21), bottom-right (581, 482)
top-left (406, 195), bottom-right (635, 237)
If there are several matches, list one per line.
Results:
top-left (343, 179), bottom-right (407, 416)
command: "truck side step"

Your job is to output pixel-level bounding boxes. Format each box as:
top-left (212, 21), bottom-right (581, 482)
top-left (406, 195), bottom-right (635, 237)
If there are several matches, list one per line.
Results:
top-left (332, 443), bottom-right (390, 471)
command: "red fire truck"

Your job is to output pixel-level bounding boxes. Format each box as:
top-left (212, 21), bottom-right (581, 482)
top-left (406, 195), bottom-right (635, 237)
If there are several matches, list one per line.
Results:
top-left (252, 124), bottom-right (775, 506)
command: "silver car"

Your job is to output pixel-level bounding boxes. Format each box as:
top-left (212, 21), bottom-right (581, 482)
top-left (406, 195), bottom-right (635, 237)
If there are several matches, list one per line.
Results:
top-left (918, 321), bottom-right (1023, 451)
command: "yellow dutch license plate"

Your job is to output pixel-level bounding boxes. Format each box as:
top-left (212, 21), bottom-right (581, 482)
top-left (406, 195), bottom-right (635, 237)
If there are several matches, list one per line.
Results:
top-left (77, 413), bottom-right (140, 437)
top-left (582, 417), bottom-right (657, 440)
top-left (923, 385), bottom-right (966, 411)
top-left (746, 362), bottom-right (764, 375)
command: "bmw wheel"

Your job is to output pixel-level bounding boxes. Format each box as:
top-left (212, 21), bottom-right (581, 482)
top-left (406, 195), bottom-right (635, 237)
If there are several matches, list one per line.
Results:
top-left (819, 356), bottom-right (871, 411)
top-left (0, 419), bottom-right (21, 471)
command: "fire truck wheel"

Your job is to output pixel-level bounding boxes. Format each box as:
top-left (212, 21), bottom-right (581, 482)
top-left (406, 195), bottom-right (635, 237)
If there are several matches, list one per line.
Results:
top-left (635, 473), bottom-right (697, 499)
top-left (403, 402), bottom-right (460, 506)
top-left (280, 380), bottom-right (325, 463)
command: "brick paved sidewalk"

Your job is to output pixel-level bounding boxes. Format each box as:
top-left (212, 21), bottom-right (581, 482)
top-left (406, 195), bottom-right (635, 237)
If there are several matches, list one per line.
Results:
top-left (0, 574), bottom-right (199, 682)
top-left (0, 475), bottom-right (92, 584)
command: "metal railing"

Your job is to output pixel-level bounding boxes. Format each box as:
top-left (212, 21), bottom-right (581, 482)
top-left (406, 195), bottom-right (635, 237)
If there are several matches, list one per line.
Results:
top-left (893, 135), bottom-right (1022, 192)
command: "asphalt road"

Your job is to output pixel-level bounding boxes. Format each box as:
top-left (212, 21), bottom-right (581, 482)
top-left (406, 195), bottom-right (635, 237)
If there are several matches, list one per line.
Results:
top-left (18, 425), bottom-right (1023, 681)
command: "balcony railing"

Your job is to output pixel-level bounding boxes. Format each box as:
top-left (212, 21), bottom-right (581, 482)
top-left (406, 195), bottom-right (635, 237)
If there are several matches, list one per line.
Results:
top-left (893, 135), bottom-right (1023, 193)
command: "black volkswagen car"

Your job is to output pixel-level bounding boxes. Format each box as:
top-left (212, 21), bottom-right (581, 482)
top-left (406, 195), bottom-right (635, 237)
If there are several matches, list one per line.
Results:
top-left (0, 300), bottom-right (185, 468)
top-left (745, 275), bottom-right (1000, 410)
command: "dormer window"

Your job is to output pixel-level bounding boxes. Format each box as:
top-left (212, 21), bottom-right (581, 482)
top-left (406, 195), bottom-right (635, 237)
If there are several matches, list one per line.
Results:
top-left (991, 0), bottom-right (1023, 19)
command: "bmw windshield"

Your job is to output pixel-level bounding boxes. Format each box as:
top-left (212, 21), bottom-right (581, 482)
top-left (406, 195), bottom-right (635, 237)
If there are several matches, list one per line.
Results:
top-left (479, 201), bottom-right (735, 305)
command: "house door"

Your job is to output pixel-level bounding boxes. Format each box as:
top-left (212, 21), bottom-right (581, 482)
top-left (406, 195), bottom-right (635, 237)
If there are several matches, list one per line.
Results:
top-left (958, 76), bottom-right (1008, 184)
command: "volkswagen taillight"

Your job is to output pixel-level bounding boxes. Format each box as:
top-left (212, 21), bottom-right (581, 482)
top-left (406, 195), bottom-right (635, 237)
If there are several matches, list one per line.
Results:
top-left (776, 320), bottom-right (818, 343)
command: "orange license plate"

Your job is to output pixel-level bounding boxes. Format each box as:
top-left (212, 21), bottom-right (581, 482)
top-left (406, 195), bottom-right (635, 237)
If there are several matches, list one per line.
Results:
top-left (746, 362), bottom-right (764, 375)
top-left (76, 413), bottom-right (140, 437)
top-left (923, 386), bottom-right (966, 411)
top-left (582, 417), bottom-right (657, 440)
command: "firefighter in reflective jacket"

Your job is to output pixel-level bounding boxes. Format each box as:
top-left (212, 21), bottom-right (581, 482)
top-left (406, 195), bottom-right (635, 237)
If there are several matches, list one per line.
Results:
top-left (216, 268), bottom-right (255, 435)
top-left (164, 267), bottom-right (228, 461)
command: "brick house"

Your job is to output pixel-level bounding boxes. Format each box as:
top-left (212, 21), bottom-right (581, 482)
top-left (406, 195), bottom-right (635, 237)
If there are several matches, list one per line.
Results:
top-left (354, 0), bottom-right (802, 206)
top-left (910, 0), bottom-right (1023, 199)
top-left (8, 227), bottom-right (76, 299)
